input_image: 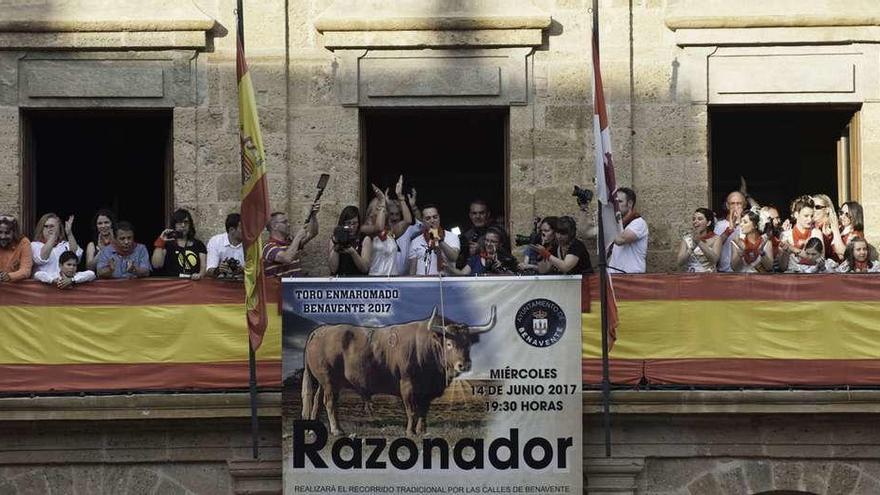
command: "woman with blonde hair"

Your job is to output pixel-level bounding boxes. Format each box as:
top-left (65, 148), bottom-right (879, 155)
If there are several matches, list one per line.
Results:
top-left (811, 193), bottom-right (845, 261)
top-left (31, 212), bottom-right (81, 281)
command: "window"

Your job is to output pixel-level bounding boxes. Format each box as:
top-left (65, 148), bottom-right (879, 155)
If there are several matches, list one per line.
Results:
top-left (22, 110), bottom-right (172, 246)
top-left (361, 108), bottom-right (507, 231)
top-left (710, 106), bottom-right (859, 218)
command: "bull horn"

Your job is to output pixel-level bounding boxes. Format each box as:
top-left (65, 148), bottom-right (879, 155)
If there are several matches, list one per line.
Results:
top-left (469, 305), bottom-right (497, 334)
top-left (427, 306), bottom-right (440, 330)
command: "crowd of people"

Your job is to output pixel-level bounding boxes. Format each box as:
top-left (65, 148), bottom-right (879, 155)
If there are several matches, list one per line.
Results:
top-left (0, 178), bottom-right (875, 288)
top-left (677, 187), bottom-right (877, 273)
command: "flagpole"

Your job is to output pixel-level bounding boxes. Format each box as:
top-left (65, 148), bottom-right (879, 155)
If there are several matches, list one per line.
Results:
top-left (593, 0), bottom-right (613, 458)
top-left (237, 0), bottom-right (261, 460)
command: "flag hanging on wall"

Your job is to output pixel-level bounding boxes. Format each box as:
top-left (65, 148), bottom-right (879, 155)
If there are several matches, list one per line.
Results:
top-left (237, 27), bottom-right (271, 351)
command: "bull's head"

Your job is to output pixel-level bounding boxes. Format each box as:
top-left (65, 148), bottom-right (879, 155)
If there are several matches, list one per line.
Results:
top-left (426, 306), bottom-right (497, 377)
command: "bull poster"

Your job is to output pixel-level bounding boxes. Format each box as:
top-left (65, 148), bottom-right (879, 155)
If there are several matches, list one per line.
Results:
top-left (282, 276), bottom-right (583, 494)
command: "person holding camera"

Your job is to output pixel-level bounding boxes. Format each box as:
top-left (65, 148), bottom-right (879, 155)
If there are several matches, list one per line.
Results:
top-left (151, 208), bottom-right (207, 280)
top-left (408, 205), bottom-right (460, 276)
top-left (532, 216), bottom-right (592, 275)
top-left (206, 213), bottom-right (245, 279)
top-left (329, 206), bottom-right (372, 276)
top-left (96, 221), bottom-right (151, 279)
top-left (449, 227), bottom-right (518, 276)
top-left (521, 216), bottom-right (558, 272)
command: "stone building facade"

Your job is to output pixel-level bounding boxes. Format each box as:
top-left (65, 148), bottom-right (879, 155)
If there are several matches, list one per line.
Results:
top-left (3, 0), bottom-right (877, 272)
top-left (2, 2), bottom-right (880, 495)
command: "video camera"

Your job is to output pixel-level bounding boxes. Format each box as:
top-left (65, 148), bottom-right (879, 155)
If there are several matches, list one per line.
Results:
top-left (573, 185), bottom-right (593, 207)
top-left (333, 225), bottom-right (356, 251)
top-left (515, 217), bottom-right (543, 247)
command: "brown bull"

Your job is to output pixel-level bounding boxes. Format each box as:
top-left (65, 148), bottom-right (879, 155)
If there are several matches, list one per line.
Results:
top-left (302, 306), bottom-right (496, 436)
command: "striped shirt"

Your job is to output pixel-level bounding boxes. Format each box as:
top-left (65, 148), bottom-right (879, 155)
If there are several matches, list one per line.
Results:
top-left (262, 236), bottom-right (302, 278)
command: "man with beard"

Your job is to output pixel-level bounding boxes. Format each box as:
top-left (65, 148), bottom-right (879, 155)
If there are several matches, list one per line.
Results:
top-left (408, 205), bottom-right (460, 276)
top-left (0, 215), bottom-right (32, 282)
top-left (608, 187), bottom-right (648, 274)
top-left (263, 209), bottom-right (318, 278)
top-left (96, 221), bottom-right (151, 279)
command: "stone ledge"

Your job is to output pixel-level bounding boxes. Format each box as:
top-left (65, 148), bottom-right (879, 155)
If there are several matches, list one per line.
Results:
top-left (0, 392), bottom-right (281, 421)
top-left (0, 30), bottom-right (208, 50)
top-left (315, 0), bottom-right (551, 32)
top-left (0, 0), bottom-right (215, 33)
top-left (666, 0), bottom-right (880, 30)
top-left (674, 26), bottom-right (880, 47)
top-left (584, 390), bottom-right (880, 414)
top-left (322, 29), bottom-right (545, 49)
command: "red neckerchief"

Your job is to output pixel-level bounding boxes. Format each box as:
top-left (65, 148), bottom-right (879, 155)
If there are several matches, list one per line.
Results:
top-left (792, 226), bottom-right (811, 249)
top-left (377, 229), bottom-right (389, 242)
top-left (698, 231), bottom-right (715, 242)
top-left (622, 210), bottom-right (641, 228)
top-left (854, 260), bottom-right (870, 272)
top-left (742, 235), bottom-right (763, 265)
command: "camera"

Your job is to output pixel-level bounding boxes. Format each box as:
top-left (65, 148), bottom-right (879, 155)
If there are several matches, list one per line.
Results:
top-left (167, 230), bottom-right (180, 239)
top-left (225, 257), bottom-right (241, 273)
top-left (573, 185), bottom-right (593, 207)
top-left (333, 225), bottom-right (355, 250)
top-left (515, 217), bottom-right (543, 246)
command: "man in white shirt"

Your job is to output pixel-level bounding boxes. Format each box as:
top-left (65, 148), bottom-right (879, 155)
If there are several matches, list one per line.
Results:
top-left (713, 191), bottom-right (746, 272)
top-left (206, 213), bottom-right (245, 278)
top-left (408, 205), bottom-right (460, 276)
top-left (608, 187), bottom-right (648, 274)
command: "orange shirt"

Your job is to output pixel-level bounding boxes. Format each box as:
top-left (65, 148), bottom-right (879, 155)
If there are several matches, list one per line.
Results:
top-left (0, 237), bottom-right (33, 281)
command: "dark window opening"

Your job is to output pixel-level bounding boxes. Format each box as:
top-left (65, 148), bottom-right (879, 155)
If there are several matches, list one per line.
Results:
top-left (711, 106), bottom-right (859, 219)
top-left (362, 108), bottom-right (507, 232)
top-left (24, 110), bottom-right (172, 250)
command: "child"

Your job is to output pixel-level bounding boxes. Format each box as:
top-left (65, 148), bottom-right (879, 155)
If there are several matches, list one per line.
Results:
top-left (836, 238), bottom-right (880, 273)
top-left (34, 250), bottom-right (95, 289)
top-left (785, 237), bottom-right (834, 273)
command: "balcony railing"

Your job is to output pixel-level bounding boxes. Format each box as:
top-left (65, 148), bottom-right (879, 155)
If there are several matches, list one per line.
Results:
top-left (582, 273), bottom-right (880, 387)
top-left (2, 274), bottom-right (878, 394)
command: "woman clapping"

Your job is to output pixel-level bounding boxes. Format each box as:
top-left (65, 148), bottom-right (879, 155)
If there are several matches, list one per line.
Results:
top-left (677, 207), bottom-right (722, 272)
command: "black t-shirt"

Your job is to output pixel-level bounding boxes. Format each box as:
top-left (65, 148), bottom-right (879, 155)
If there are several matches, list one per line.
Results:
top-left (556, 239), bottom-right (593, 274)
top-left (335, 236), bottom-right (367, 276)
top-left (159, 239), bottom-right (207, 276)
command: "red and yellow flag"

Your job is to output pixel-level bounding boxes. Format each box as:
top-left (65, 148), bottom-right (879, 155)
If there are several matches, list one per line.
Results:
top-left (237, 30), bottom-right (271, 351)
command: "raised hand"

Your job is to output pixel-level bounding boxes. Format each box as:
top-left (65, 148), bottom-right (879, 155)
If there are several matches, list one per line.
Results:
top-left (395, 175), bottom-right (404, 199)
top-left (65, 215), bottom-right (75, 236)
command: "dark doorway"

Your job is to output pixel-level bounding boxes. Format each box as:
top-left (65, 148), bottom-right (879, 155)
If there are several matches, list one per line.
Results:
top-left (711, 106), bottom-right (858, 219)
top-left (362, 108), bottom-right (507, 231)
top-left (24, 110), bottom-right (172, 247)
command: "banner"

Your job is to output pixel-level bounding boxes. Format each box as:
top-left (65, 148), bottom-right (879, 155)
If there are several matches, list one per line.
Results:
top-left (582, 273), bottom-right (880, 386)
top-left (0, 279), bottom-right (281, 392)
top-left (282, 276), bottom-right (583, 494)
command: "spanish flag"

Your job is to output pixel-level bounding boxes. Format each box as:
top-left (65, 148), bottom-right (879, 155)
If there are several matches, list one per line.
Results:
top-left (237, 26), bottom-right (270, 351)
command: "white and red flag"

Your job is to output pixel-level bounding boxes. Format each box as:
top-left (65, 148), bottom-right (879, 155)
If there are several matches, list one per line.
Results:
top-left (591, 7), bottom-right (621, 347)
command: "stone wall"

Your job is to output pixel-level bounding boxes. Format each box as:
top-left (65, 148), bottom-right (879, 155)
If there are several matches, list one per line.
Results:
top-left (584, 390), bottom-right (880, 494)
top-left (1, 0), bottom-right (878, 272)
